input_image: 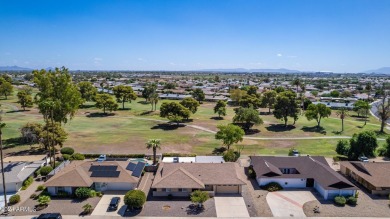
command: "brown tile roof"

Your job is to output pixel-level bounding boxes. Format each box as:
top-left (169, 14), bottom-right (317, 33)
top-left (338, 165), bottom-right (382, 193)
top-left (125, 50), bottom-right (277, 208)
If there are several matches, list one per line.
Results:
top-left (152, 163), bottom-right (245, 189)
top-left (45, 161), bottom-right (140, 187)
top-left (340, 161), bottom-right (390, 188)
top-left (250, 156), bottom-right (356, 190)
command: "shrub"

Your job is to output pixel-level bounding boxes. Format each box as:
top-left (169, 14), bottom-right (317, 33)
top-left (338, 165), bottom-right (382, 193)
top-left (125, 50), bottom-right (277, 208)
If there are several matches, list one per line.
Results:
top-left (82, 203), bottom-right (93, 214)
top-left (190, 190), bottom-right (210, 206)
top-left (57, 191), bottom-right (69, 198)
top-left (39, 166), bottom-right (53, 176)
top-left (124, 190), bottom-right (146, 209)
top-left (347, 196), bottom-right (357, 205)
top-left (36, 185), bottom-right (46, 191)
top-left (75, 187), bottom-right (93, 199)
top-left (90, 190), bottom-right (96, 197)
top-left (261, 182), bottom-right (283, 192)
top-left (62, 154), bottom-right (71, 160)
top-left (334, 196), bottom-right (346, 206)
top-left (22, 176), bottom-right (34, 190)
top-left (71, 153), bottom-right (85, 160)
top-left (38, 195), bottom-right (51, 206)
top-left (223, 149), bottom-right (238, 162)
top-left (248, 166), bottom-right (256, 179)
top-left (9, 194), bottom-right (20, 205)
top-left (30, 193), bottom-right (38, 199)
top-left (96, 191), bottom-right (103, 197)
top-left (60, 147), bottom-right (75, 155)
top-left (288, 148), bottom-right (296, 156)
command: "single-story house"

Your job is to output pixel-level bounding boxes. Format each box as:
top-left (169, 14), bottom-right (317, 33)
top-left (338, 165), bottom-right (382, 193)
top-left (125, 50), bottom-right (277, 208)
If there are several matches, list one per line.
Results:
top-left (250, 156), bottom-right (357, 200)
top-left (45, 160), bottom-right (143, 196)
top-left (0, 161), bottom-right (45, 193)
top-left (340, 161), bottom-right (390, 195)
top-left (151, 163), bottom-right (245, 197)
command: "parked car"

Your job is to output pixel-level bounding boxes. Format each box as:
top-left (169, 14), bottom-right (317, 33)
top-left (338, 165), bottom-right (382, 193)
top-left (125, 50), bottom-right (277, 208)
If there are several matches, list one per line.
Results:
top-left (36, 213), bottom-right (62, 219)
top-left (108, 197), bottom-right (121, 211)
top-left (97, 154), bottom-right (107, 162)
top-left (358, 156), bottom-right (369, 162)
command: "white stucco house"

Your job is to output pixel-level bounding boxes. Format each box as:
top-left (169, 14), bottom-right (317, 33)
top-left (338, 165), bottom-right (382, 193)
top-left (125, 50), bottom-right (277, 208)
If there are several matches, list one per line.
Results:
top-left (250, 156), bottom-right (357, 200)
top-left (45, 160), bottom-right (144, 196)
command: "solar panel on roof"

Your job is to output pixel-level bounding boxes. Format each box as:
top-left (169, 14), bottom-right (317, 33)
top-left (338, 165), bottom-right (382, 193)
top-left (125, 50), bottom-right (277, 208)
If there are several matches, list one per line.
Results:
top-left (90, 171), bottom-right (120, 177)
top-left (89, 165), bottom-right (117, 172)
top-left (132, 162), bottom-right (146, 177)
top-left (126, 162), bottom-right (137, 171)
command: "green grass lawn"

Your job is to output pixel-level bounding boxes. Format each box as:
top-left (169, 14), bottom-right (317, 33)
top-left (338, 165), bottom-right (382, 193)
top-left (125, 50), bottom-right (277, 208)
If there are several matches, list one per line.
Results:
top-left (1, 87), bottom-right (388, 157)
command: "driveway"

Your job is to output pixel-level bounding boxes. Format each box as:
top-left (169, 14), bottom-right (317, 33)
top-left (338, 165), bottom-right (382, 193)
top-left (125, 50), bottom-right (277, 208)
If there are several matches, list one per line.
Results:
top-left (266, 190), bottom-right (316, 217)
top-left (214, 196), bottom-right (250, 218)
top-left (91, 193), bottom-right (126, 216)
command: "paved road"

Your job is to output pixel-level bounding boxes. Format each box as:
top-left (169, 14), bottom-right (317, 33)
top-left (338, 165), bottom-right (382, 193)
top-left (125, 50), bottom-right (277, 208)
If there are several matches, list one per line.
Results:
top-left (370, 99), bottom-right (390, 124)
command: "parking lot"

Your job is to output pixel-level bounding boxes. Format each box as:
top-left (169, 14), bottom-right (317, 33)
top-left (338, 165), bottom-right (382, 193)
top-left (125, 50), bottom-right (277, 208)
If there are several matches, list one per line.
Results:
top-left (91, 193), bottom-right (126, 216)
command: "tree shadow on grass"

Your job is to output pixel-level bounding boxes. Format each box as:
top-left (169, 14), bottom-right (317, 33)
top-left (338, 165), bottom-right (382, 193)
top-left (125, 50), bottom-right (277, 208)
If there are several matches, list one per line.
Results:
top-left (137, 101), bottom-right (149, 105)
top-left (245, 129), bottom-right (260, 135)
top-left (86, 112), bottom-right (115, 117)
top-left (332, 131), bottom-right (343, 135)
top-left (265, 124), bottom-right (296, 132)
top-left (259, 112), bottom-right (272, 115)
top-left (6, 110), bottom-right (28, 113)
top-left (140, 111), bottom-right (153, 116)
top-left (210, 116), bottom-right (224, 120)
top-left (301, 126), bottom-right (327, 135)
top-left (212, 147), bottom-right (227, 155)
top-left (150, 123), bottom-right (183, 131)
top-left (79, 104), bottom-right (95, 109)
top-left (118, 108), bottom-right (131, 111)
top-left (3, 137), bottom-right (25, 148)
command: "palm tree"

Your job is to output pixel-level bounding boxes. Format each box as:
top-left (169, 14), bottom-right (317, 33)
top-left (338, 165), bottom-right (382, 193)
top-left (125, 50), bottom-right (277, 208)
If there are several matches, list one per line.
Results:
top-left (82, 203), bottom-right (93, 214)
top-left (0, 116), bottom-right (8, 215)
top-left (146, 139), bottom-right (161, 165)
top-left (149, 92), bottom-right (159, 111)
top-left (291, 78), bottom-right (301, 94)
top-left (300, 83), bottom-right (306, 111)
top-left (336, 108), bottom-right (350, 132)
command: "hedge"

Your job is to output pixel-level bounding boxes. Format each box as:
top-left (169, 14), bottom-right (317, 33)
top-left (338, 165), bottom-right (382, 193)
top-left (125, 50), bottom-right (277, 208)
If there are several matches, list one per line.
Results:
top-left (260, 182), bottom-right (283, 192)
top-left (82, 153), bottom-right (145, 159)
top-left (60, 147), bottom-right (75, 155)
top-left (334, 196), bottom-right (346, 206)
top-left (9, 194), bottom-right (21, 205)
top-left (71, 153), bottom-right (85, 160)
top-left (162, 153), bottom-right (196, 157)
top-left (22, 176), bottom-right (34, 190)
top-left (39, 166), bottom-right (53, 176)
top-left (75, 187), bottom-right (95, 199)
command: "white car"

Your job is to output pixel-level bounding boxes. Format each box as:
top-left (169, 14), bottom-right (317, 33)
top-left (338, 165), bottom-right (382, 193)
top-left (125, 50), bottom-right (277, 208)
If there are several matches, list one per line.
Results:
top-left (358, 156), bottom-right (369, 162)
top-left (97, 154), bottom-right (106, 162)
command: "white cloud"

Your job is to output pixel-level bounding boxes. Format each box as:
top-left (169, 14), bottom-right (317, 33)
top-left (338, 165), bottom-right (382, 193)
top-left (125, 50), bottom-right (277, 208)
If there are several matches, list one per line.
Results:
top-left (277, 53), bottom-right (282, 57)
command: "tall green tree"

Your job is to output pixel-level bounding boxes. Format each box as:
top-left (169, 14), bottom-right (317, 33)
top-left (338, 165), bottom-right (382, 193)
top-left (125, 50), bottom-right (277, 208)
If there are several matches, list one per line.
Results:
top-left (273, 91), bottom-right (300, 127)
top-left (149, 92), bottom-right (159, 111)
top-left (113, 85), bottom-right (137, 110)
top-left (192, 88), bottom-right (205, 103)
top-left (33, 67), bottom-right (83, 124)
top-left (214, 100), bottom-right (227, 118)
top-left (190, 190), bottom-right (209, 208)
top-left (180, 97), bottom-right (200, 114)
top-left (142, 83), bottom-right (157, 102)
top-left (230, 89), bottom-right (247, 104)
top-left (353, 100), bottom-right (371, 126)
top-left (78, 81), bottom-right (97, 102)
top-left (17, 90), bottom-right (33, 110)
top-left (335, 107), bottom-right (350, 132)
top-left (0, 78), bottom-right (13, 100)
top-left (348, 131), bottom-right (378, 160)
top-left (247, 86), bottom-right (258, 95)
top-left (239, 94), bottom-right (261, 109)
top-left (0, 117), bottom-right (9, 214)
top-left (95, 94), bottom-right (118, 113)
top-left (233, 107), bottom-right (263, 131)
top-left (160, 102), bottom-right (191, 123)
top-left (305, 103), bottom-right (331, 128)
top-left (376, 91), bottom-right (390, 133)
top-left (291, 78), bottom-right (301, 93)
top-left (146, 139), bottom-right (161, 165)
top-left (215, 124), bottom-right (244, 150)
top-left (261, 90), bottom-right (277, 114)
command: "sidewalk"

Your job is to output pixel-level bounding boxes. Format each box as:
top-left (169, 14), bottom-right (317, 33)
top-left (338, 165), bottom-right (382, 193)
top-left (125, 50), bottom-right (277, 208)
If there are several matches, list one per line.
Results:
top-left (15, 179), bottom-right (44, 207)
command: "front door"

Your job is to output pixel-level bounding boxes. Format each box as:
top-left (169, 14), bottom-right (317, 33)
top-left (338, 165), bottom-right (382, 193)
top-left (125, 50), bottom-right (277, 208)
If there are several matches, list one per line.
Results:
top-left (306, 178), bottom-right (314, 187)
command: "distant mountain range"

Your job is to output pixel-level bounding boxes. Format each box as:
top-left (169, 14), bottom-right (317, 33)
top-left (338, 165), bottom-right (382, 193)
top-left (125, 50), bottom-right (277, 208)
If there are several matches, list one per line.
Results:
top-left (363, 67), bottom-right (390, 74)
top-left (0, 65), bottom-right (32, 71)
top-left (199, 68), bottom-right (302, 73)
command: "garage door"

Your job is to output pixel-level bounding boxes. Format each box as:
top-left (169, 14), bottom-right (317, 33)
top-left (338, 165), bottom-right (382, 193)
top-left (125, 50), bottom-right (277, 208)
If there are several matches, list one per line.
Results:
top-left (106, 182), bottom-right (133, 191)
top-left (216, 185), bottom-right (239, 194)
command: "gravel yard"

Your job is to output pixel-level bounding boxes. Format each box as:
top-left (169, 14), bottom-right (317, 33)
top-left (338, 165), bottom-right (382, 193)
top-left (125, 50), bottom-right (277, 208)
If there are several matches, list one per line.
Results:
top-left (303, 189), bottom-right (390, 217)
top-left (131, 196), bottom-right (216, 217)
top-left (10, 197), bottom-right (101, 216)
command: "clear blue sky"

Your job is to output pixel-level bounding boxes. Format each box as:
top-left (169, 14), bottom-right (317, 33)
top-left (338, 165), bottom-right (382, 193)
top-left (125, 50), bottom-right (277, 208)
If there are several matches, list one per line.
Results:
top-left (0, 0), bottom-right (389, 72)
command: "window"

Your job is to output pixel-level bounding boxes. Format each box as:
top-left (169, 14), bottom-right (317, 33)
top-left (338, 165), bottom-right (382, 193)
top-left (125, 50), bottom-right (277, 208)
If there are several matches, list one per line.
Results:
top-left (57, 187), bottom-right (65, 192)
top-left (179, 188), bottom-right (188, 192)
top-left (165, 188), bottom-right (171, 192)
